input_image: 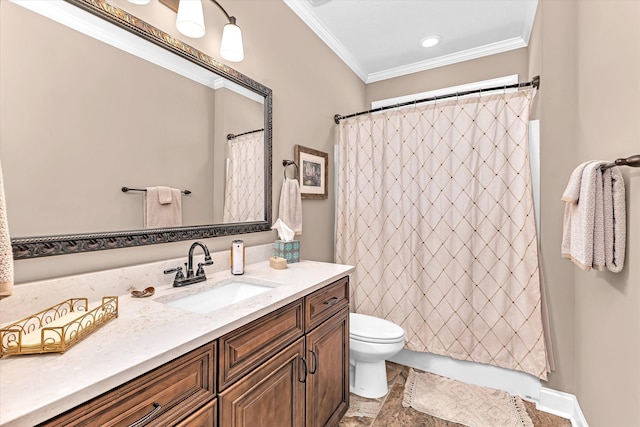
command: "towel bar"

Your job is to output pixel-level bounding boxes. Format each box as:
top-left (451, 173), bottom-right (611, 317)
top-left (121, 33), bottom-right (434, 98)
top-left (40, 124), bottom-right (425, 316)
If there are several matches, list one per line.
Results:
top-left (600, 154), bottom-right (640, 170)
top-left (121, 187), bottom-right (191, 195)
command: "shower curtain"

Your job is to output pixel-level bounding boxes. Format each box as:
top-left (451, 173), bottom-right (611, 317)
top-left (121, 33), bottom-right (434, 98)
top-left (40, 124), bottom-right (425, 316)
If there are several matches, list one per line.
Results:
top-left (336, 90), bottom-right (549, 379)
top-left (223, 131), bottom-right (264, 223)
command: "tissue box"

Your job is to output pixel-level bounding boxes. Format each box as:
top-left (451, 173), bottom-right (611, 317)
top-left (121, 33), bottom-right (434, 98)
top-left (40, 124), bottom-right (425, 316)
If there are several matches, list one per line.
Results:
top-left (274, 240), bottom-right (300, 263)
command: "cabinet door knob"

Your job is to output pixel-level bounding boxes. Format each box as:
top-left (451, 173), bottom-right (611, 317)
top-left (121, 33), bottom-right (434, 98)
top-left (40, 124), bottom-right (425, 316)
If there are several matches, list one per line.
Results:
top-left (299, 356), bottom-right (308, 383)
top-left (128, 402), bottom-right (161, 427)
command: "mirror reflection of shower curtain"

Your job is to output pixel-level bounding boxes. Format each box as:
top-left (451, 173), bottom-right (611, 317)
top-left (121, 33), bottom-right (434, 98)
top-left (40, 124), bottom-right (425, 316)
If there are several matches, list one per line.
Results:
top-left (223, 131), bottom-right (264, 223)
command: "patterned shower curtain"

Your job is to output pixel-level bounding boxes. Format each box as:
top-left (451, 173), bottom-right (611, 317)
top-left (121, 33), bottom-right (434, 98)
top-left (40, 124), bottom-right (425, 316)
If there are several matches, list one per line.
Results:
top-left (223, 131), bottom-right (264, 223)
top-left (336, 90), bottom-right (549, 379)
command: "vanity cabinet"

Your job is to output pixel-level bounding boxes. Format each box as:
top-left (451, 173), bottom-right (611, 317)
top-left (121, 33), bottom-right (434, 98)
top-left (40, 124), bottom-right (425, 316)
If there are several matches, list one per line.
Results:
top-left (219, 276), bottom-right (350, 427)
top-left (39, 343), bottom-right (216, 427)
top-left (38, 276), bottom-right (349, 427)
top-left (304, 277), bottom-right (350, 427)
top-left (305, 306), bottom-right (349, 427)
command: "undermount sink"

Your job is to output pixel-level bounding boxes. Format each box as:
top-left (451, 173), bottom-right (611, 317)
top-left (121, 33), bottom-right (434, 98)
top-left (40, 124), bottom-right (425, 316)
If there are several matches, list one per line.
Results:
top-left (156, 277), bottom-right (279, 314)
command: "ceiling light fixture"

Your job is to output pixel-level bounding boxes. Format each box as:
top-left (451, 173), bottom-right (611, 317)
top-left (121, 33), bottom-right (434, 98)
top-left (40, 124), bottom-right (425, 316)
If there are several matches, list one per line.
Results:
top-left (420, 35), bottom-right (441, 48)
top-left (132, 0), bottom-right (244, 62)
top-left (176, 0), bottom-right (206, 38)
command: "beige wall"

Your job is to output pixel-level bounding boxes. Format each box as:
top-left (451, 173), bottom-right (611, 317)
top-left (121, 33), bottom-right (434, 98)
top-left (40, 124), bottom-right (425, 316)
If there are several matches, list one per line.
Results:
top-left (573, 1), bottom-right (639, 426)
top-left (531, 1), bottom-right (640, 425)
top-left (2, 0), bottom-right (365, 283)
top-left (527, 0), bottom-right (578, 399)
top-left (368, 2), bottom-right (640, 425)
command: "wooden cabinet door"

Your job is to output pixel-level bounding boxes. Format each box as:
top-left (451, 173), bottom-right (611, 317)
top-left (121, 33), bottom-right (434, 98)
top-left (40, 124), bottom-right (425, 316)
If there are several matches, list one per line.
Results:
top-left (219, 300), bottom-right (304, 391)
top-left (305, 277), bottom-right (349, 332)
top-left (305, 307), bottom-right (349, 427)
top-left (219, 338), bottom-right (305, 427)
top-left (175, 399), bottom-right (216, 427)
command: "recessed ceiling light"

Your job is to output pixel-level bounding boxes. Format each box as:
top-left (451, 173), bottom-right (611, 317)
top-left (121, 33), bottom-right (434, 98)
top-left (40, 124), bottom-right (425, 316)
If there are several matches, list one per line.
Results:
top-left (420, 35), bottom-right (441, 48)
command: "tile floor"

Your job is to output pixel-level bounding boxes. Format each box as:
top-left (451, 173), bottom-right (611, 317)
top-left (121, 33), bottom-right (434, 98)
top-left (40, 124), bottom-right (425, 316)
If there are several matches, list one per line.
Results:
top-left (339, 362), bottom-right (573, 427)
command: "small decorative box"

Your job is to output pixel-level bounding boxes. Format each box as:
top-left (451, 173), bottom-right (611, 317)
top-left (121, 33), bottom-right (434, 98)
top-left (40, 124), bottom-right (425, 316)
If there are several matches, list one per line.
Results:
top-left (274, 240), bottom-right (300, 263)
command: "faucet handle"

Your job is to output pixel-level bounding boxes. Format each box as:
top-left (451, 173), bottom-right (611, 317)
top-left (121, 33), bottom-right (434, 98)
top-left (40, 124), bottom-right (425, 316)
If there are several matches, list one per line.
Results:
top-left (164, 266), bottom-right (184, 280)
top-left (196, 262), bottom-right (206, 277)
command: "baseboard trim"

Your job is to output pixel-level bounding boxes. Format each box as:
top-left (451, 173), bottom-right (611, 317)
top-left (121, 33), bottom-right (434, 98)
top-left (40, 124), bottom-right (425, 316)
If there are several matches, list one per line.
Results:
top-left (538, 387), bottom-right (588, 427)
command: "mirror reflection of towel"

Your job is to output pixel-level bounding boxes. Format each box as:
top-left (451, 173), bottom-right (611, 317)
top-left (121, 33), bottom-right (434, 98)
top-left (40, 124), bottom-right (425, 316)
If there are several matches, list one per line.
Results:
top-left (279, 178), bottom-right (302, 235)
top-left (144, 186), bottom-right (182, 228)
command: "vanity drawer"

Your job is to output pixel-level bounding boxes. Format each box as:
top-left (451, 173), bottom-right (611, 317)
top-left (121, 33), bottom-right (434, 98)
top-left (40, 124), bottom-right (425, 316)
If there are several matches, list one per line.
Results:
top-left (218, 299), bottom-right (304, 391)
top-left (40, 343), bottom-right (215, 427)
top-left (305, 276), bottom-right (349, 332)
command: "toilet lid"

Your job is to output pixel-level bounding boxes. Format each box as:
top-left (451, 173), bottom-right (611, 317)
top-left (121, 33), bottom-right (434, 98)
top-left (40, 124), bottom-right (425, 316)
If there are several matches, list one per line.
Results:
top-left (350, 313), bottom-right (404, 343)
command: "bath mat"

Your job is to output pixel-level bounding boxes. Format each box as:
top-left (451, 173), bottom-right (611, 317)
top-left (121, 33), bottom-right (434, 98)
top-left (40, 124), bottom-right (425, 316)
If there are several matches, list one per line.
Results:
top-left (402, 369), bottom-right (534, 427)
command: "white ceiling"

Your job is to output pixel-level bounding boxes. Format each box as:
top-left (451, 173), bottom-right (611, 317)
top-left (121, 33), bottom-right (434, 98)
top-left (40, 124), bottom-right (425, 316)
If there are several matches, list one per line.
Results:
top-left (283, 0), bottom-right (538, 83)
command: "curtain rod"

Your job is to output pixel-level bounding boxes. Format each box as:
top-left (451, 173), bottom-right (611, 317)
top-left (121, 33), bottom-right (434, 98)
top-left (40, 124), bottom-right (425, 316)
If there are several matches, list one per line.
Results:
top-left (334, 75), bottom-right (540, 124)
top-left (227, 128), bottom-right (264, 140)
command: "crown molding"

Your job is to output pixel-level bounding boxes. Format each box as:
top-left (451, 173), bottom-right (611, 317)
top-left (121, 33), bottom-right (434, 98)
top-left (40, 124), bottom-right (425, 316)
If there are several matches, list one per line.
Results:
top-left (282, 0), bottom-right (368, 82)
top-left (366, 37), bottom-right (528, 83)
top-left (283, 0), bottom-right (529, 84)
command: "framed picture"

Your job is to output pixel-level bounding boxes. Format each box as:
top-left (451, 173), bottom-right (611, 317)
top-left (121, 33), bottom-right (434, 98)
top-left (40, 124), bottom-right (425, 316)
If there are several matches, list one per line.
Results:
top-left (295, 145), bottom-right (328, 199)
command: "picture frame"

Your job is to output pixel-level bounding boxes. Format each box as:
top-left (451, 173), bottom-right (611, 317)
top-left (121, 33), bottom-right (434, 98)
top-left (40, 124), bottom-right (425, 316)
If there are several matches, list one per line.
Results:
top-left (294, 145), bottom-right (328, 199)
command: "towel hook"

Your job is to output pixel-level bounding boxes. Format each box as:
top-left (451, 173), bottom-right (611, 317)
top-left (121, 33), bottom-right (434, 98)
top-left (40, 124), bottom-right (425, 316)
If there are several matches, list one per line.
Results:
top-left (282, 160), bottom-right (299, 180)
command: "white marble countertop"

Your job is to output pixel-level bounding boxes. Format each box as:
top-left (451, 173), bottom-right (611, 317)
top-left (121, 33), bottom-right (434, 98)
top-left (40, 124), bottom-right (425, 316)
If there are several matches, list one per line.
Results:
top-left (0, 260), bottom-right (354, 427)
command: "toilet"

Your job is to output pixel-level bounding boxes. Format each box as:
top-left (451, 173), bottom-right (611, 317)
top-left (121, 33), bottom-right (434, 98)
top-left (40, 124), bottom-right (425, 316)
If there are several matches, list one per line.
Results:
top-left (349, 313), bottom-right (405, 398)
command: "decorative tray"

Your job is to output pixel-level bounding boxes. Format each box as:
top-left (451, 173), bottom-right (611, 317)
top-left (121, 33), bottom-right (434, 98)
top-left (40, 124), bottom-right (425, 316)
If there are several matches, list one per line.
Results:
top-left (0, 296), bottom-right (118, 357)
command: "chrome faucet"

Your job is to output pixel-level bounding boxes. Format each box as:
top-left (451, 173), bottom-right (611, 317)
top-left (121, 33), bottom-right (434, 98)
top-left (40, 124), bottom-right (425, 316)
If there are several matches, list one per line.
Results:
top-left (164, 241), bottom-right (214, 287)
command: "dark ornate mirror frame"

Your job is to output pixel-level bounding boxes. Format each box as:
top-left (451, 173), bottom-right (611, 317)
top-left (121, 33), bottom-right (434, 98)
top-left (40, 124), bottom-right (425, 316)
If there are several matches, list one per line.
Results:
top-left (11, 0), bottom-right (273, 259)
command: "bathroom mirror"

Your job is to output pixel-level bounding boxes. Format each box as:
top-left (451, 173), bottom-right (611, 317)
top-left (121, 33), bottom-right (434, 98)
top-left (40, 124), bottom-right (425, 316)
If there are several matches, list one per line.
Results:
top-left (1, 0), bottom-right (272, 259)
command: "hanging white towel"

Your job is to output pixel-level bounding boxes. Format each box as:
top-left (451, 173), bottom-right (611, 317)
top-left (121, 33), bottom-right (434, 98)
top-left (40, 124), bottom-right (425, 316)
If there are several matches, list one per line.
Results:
top-left (279, 178), bottom-right (302, 235)
top-left (157, 186), bottom-right (173, 205)
top-left (0, 159), bottom-right (13, 299)
top-left (561, 161), bottom-right (626, 272)
top-left (561, 161), bottom-right (590, 203)
top-left (592, 167), bottom-right (606, 270)
top-left (144, 186), bottom-right (182, 228)
top-left (561, 161), bottom-right (605, 270)
top-left (604, 167), bottom-right (626, 273)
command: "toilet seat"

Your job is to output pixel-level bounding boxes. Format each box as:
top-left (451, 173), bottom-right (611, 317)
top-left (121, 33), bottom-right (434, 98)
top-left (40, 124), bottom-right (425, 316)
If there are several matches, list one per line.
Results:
top-left (350, 313), bottom-right (404, 344)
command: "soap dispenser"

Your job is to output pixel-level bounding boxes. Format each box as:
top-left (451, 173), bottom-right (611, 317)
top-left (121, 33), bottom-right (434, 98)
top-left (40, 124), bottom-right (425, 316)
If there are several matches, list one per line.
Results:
top-left (230, 240), bottom-right (245, 275)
